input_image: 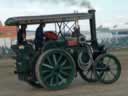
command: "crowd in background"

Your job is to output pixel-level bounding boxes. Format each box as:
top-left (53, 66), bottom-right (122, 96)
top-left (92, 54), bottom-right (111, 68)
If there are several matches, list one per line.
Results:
top-left (0, 46), bottom-right (14, 58)
top-left (100, 36), bottom-right (128, 48)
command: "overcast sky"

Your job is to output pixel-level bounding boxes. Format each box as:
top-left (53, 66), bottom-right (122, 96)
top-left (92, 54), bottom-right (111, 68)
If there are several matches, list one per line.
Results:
top-left (0, 0), bottom-right (128, 29)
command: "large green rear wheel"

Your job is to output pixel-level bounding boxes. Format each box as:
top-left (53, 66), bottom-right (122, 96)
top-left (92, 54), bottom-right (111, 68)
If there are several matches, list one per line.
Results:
top-left (95, 54), bottom-right (121, 84)
top-left (36, 49), bottom-right (76, 90)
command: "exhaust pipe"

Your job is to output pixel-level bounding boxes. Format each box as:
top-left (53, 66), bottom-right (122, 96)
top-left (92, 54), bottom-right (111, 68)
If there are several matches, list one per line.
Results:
top-left (88, 9), bottom-right (98, 47)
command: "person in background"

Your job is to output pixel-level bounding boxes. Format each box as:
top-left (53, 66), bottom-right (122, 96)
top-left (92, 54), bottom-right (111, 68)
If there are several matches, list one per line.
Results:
top-left (35, 23), bottom-right (45, 51)
top-left (17, 24), bottom-right (27, 45)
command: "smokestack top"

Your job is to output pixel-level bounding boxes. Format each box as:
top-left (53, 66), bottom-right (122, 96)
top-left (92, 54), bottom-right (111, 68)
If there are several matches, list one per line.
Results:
top-left (88, 9), bottom-right (96, 13)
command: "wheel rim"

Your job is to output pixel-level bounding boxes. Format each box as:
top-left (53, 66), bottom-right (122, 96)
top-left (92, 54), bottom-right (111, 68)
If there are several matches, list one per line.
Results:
top-left (36, 49), bottom-right (75, 90)
top-left (95, 54), bottom-right (121, 84)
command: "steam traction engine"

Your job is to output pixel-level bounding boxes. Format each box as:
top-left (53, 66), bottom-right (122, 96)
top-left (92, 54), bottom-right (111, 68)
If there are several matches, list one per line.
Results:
top-left (5, 10), bottom-right (121, 90)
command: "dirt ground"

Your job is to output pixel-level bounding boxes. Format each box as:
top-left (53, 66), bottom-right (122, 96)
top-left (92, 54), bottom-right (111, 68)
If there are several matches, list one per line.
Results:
top-left (0, 49), bottom-right (128, 96)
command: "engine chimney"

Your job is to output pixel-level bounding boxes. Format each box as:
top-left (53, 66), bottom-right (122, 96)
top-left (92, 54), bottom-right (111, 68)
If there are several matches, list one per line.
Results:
top-left (88, 9), bottom-right (98, 47)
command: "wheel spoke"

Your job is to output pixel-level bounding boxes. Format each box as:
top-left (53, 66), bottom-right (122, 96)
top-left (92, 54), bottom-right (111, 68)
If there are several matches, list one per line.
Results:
top-left (61, 59), bottom-right (67, 67)
top-left (55, 74), bottom-right (59, 85)
top-left (108, 60), bottom-right (117, 69)
top-left (110, 66), bottom-right (117, 70)
top-left (109, 70), bottom-right (116, 79)
top-left (47, 56), bottom-right (52, 65)
top-left (62, 66), bottom-right (71, 70)
top-left (58, 74), bottom-right (65, 80)
top-left (60, 70), bottom-right (69, 76)
top-left (43, 72), bottom-right (53, 81)
top-left (58, 74), bottom-right (66, 84)
top-left (57, 55), bottom-right (63, 64)
top-left (41, 70), bottom-right (50, 74)
top-left (101, 72), bottom-right (106, 80)
top-left (103, 72), bottom-right (109, 81)
top-left (53, 54), bottom-right (57, 66)
top-left (50, 77), bottom-right (54, 86)
top-left (42, 63), bottom-right (54, 69)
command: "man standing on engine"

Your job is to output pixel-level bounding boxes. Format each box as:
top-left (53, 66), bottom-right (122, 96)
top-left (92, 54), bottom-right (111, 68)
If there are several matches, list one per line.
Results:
top-left (17, 24), bottom-right (27, 45)
top-left (35, 23), bottom-right (45, 51)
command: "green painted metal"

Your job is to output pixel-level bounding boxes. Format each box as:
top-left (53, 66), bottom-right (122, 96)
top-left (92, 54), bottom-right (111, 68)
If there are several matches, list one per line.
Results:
top-left (95, 54), bottom-right (121, 84)
top-left (42, 40), bottom-right (66, 52)
top-left (36, 49), bottom-right (76, 90)
top-left (14, 44), bottom-right (35, 81)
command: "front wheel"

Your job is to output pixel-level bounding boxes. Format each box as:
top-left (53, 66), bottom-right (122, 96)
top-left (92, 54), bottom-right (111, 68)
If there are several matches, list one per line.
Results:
top-left (35, 49), bottom-right (76, 90)
top-left (95, 54), bottom-right (121, 84)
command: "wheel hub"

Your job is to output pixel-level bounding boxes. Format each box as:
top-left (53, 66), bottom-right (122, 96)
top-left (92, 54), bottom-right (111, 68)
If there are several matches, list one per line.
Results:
top-left (54, 66), bottom-right (61, 73)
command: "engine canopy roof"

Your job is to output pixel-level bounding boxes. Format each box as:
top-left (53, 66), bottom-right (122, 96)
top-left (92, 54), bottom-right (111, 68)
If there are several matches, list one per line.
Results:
top-left (5, 12), bottom-right (93, 26)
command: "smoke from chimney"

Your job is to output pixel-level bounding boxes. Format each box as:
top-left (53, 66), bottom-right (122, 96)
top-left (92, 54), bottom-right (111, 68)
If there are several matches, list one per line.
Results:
top-left (29, 0), bottom-right (93, 9)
